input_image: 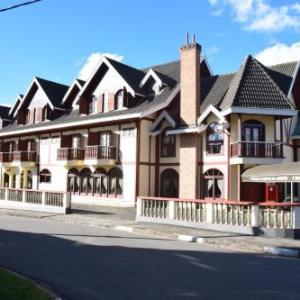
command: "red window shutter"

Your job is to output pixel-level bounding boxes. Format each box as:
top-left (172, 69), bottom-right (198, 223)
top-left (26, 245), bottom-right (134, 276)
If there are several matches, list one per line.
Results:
top-left (88, 132), bottom-right (100, 146)
top-left (61, 135), bottom-right (72, 148)
top-left (97, 95), bottom-right (104, 113)
top-left (17, 110), bottom-right (28, 125)
top-left (108, 93), bottom-right (115, 111)
top-left (79, 96), bottom-right (89, 115)
top-left (123, 88), bottom-right (128, 107)
top-left (28, 140), bottom-right (36, 152)
top-left (18, 140), bottom-right (26, 151)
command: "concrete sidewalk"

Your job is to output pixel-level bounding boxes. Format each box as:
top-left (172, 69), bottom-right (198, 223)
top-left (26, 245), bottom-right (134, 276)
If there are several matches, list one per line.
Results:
top-left (1, 206), bottom-right (300, 257)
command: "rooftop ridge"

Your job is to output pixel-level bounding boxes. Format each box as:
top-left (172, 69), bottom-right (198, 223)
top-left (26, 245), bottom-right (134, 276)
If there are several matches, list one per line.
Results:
top-left (35, 76), bottom-right (69, 88)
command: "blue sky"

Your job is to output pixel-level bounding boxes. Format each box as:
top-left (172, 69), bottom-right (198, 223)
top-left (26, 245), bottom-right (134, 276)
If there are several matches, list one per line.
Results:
top-left (1, 0), bottom-right (300, 105)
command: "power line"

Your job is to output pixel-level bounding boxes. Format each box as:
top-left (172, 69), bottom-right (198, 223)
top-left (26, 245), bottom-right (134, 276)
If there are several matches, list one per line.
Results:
top-left (0, 0), bottom-right (42, 13)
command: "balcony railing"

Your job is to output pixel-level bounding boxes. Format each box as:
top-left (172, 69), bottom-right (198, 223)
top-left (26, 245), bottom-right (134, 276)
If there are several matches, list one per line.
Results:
top-left (231, 142), bottom-right (283, 158)
top-left (84, 145), bottom-right (116, 160)
top-left (57, 148), bottom-right (85, 161)
top-left (0, 151), bottom-right (37, 163)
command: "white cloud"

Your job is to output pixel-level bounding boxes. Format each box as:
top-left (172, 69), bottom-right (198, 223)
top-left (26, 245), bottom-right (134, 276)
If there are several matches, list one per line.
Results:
top-left (77, 52), bottom-right (124, 81)
top-left (255, 41), bottom-right (300, 65)
top-left (208, 0), bottom-right (300, 32)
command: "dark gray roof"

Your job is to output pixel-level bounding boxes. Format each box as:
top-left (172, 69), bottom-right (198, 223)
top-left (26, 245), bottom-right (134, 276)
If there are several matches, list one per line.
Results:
top-left (36, 77), bottom-right (69, 108)
top-left (0, 105), bottom-right (11, 120)
top-left (0, 85), bottom-right (178, 135)
top-left (144, 61), bottom-right (181, 82)
top-left (293, 112), bottom-right (300, 137)
top-left (106, 58), bottom-right (146, 93)
top-left (266, 61), bottom-right (297, 95)
top-left (219, 56), bottom-right (294, 110)
top-left (200, 73), bottom-right (234, 112)
top-left (76, 79), bottom-right (86, 87)
top-left (200, 58), bottom-right (297, 112)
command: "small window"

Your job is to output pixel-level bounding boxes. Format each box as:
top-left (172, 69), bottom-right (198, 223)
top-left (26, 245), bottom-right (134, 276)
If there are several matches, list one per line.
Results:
top-left (100, 131), bottom-right (113, 146)
top-left (161, 129), bottom-right (176, 157)
top-left (40, 169), bottom-right (51, 183)
top-left (51, 136), bottom-right (59, 144)
top-left (115, 90), bottom-right (124, 110)
top-left (207, 122), bottom-right (224, 154)
top-left (122, 127), bottom-right (135, 137)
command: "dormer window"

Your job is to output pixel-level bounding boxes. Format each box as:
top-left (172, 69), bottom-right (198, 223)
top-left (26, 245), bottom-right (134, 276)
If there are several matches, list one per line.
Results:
top-left (207, 122), bottom-right (224, 154)
top-left (115, 90), bottom-right (124, 110)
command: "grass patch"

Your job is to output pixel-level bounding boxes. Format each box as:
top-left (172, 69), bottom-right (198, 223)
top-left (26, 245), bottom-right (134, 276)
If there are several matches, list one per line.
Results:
top-left (0, 268), bottom-right (53, 300)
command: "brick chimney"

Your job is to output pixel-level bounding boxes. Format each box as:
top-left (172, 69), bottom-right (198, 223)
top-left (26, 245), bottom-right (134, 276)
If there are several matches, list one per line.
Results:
top-left (179, 34), bottom-right (201, 199)
top-left (180, 33), bottom-right (201, 126)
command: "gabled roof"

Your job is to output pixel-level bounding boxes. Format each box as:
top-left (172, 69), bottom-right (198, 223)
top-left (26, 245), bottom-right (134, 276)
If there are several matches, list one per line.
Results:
top-left (9, 94), bottom-right (23, 117)
top-left (35, 77), bottom-right (69, 108)
top-left (62, 79), bottom-right (85, 106)
top-left (220, 56), bottom-right (293, 111)
top-left (106, 57), bottom-right (146, 93)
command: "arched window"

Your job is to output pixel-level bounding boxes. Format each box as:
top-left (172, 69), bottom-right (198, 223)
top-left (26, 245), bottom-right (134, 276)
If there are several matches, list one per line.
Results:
top-left (115, 90), bottom-right (124, 110)
top-left (203, 169), bottom-right (224, 199)
top-left (67, 168), bottom-right (80, 193)
top-left (160, 169), bottom-right (179, 198)
top-left (161, 129), bottom-right (176, 157)
top-left (80, 168), bottom-right (92, 194)
top-left (93, 168), bottom-right (108, 197)
top-left (207, 122), bottom-right (224, 154)
top-left (242, 120), bottom-right (265, 157)
top-left (108, 167), bottom-right (123, 197)
top-left (3, 173), bottom-right (9, 188)
top-left (40, 169), bottom-right (51, 183)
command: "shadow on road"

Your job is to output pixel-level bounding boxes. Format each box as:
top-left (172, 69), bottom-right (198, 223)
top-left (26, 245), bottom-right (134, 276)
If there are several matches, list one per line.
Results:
top-left (0, 229), bottom-right (299, 300)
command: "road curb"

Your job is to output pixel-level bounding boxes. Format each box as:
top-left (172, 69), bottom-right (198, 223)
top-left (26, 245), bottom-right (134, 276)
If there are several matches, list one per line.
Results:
top-left (178, 235), bottom-right (197, 242)
top-left (114, 225), bottom-right (134, 233)
top-left (262, 246), bottom-right (300, 258)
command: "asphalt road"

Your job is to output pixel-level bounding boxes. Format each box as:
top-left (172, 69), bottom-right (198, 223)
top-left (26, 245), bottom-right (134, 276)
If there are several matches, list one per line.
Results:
top-left (0, 215), bottom-right (299, 300)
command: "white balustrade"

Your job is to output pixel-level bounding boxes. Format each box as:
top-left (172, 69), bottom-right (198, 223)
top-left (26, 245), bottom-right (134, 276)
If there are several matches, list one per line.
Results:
top-left (0, 188), bottom-right (71, 214)
top-left (136, 197), bottom-right (300, 233)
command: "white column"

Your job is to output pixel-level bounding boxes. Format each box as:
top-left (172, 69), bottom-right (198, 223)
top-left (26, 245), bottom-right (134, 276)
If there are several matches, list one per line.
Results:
top-left (15, 168), bottom-right (21, 189)
top-left (9, 174), bottom-right (13, 188)
top-left (206, 203), bottom-right (214, 223)
top-left (292, 207), bottom-right (300, 229)
top-left (251, 205), bottom-right (260, 227)
top-left (291, 182), bottom-right (294, 203)
top-left (136, 198), bottom-right (143, 217)
top-left (168, 200), bottom-right (175, 220)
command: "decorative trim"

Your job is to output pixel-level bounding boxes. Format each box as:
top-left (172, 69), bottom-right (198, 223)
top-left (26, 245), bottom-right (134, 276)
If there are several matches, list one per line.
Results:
top-left (197, 104), bottom-right (226, 125)
top-left (221, 107), bottom-right (296, 117)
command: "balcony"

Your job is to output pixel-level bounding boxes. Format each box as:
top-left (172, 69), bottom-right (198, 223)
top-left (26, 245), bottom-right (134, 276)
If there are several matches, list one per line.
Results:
top-left (230, 141), bottom-right (284, 164)
top-left (57, 148), bottom-right (85, 167)
top-left (0, 151), bottom-right (37, 168)
top-left (84, 145), bottom-right (116, 166)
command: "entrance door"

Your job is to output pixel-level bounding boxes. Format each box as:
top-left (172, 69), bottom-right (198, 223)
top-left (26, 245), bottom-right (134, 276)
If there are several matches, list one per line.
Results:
top-left (242, 121), bottom-right (265, 157)
top-left (241, 182), bottom-right (264, 202)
